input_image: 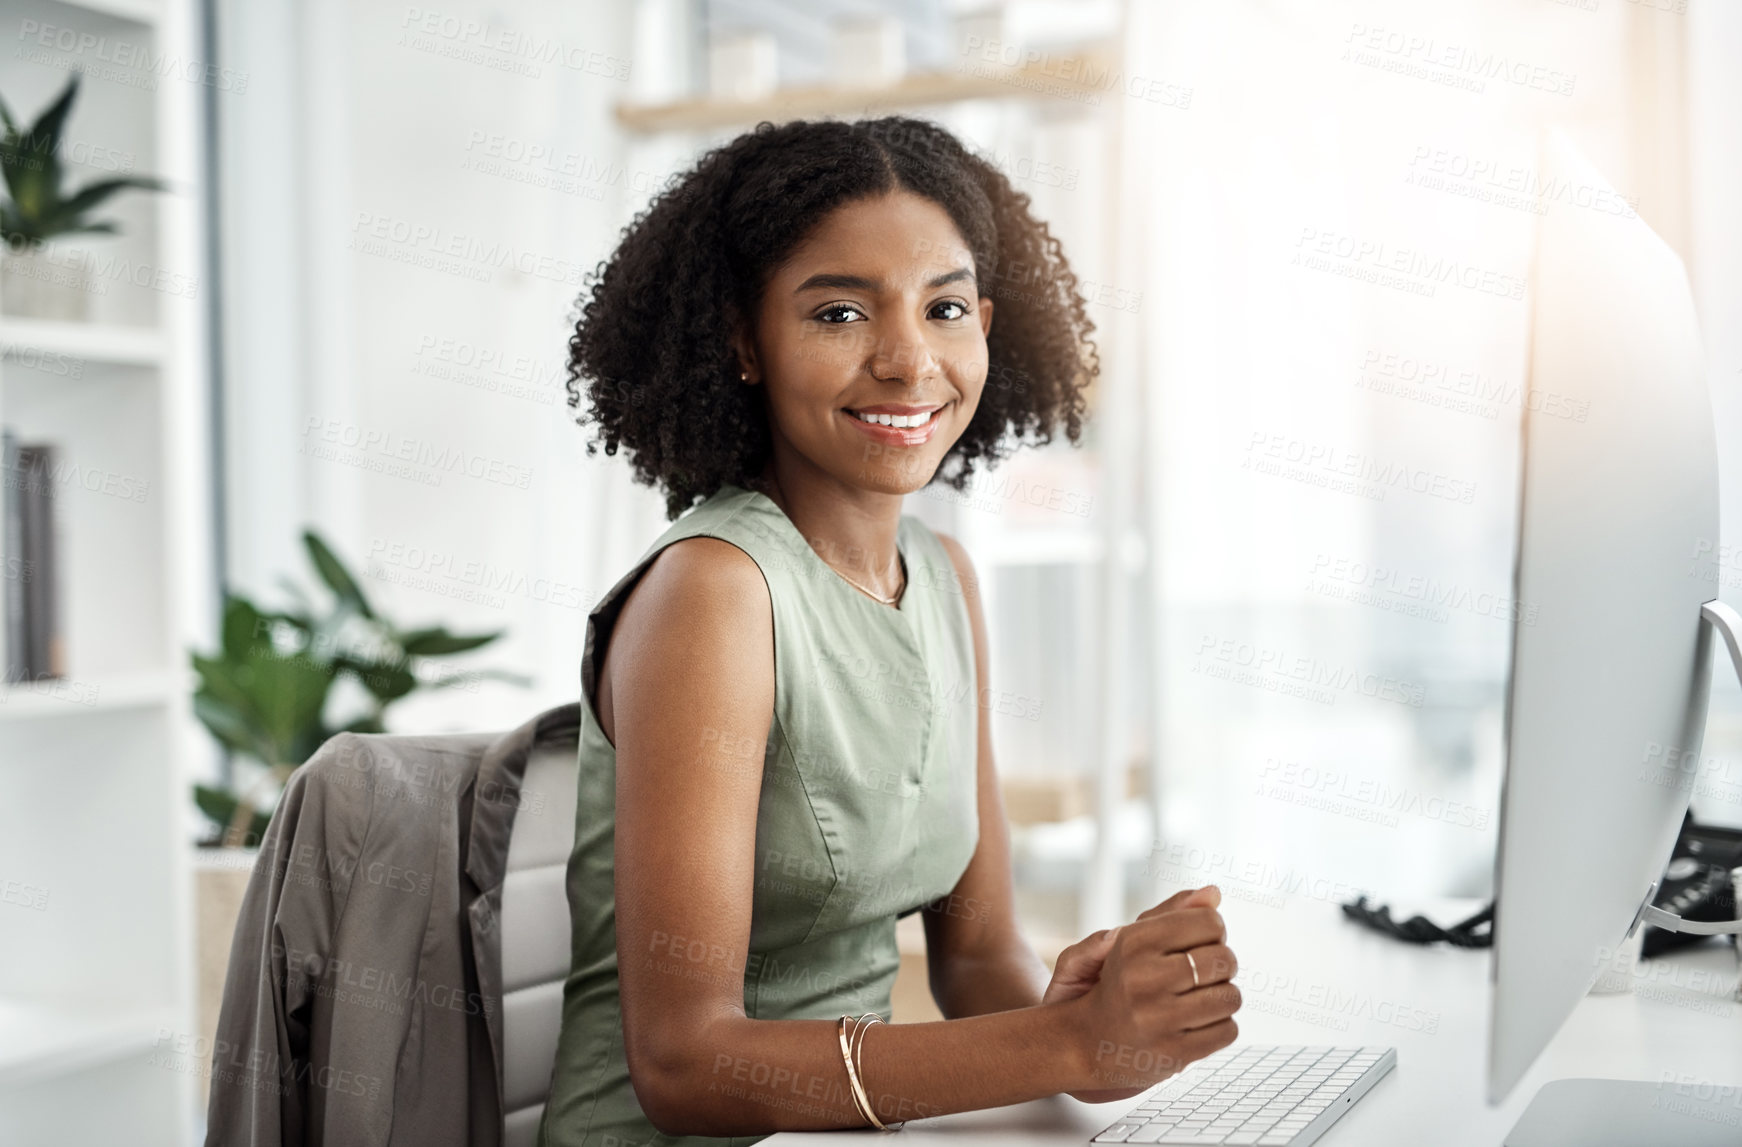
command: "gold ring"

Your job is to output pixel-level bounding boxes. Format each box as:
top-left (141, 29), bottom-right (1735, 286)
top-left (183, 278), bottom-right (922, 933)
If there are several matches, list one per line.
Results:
top-left (1186, 950), bottom-right (1201, 989)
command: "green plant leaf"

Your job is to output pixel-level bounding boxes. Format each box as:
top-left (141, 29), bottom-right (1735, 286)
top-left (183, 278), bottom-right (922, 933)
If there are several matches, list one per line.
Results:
top-left (432, 665), bottom-right (535, 689)
top-left (247, 652), bottom-right (338, 766)
top-left (29, 72), bottom-right (79, 155)
top-left (255, 607), bottom-right (314, 640)
top-left (51, 175), bottom-right (171, 219)
top-left (192, 784), bottom-right (273, 845)
top-left (191, 690), bottom-right (259, 756)
top-left (50, 219), bottom-right (121, 237)
top-left (303, 530), bottom-right (375, 619)
top-left (0, 73), bottom-right (167, 245)
top-left (220, 596), bottom-right (267, 660)
top-left (396, 626), bottom-right (502, 656)
top-left (337, 654), bottom-right (418, 704)
top-left (191, 651), bottom-right (259, 716)
top-left (2, 74), bottom-right (76, 231)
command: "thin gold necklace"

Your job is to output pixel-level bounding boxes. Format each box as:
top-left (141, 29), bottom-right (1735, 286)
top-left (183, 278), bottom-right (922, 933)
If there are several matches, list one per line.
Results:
top-left (834, 554), bottom-right (906, 606)
top-left (749, 474), bottom-right (905, 605)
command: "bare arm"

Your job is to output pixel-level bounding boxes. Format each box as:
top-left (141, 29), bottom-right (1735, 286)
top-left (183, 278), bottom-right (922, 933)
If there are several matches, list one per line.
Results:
top-left (602, 537), bottom-right (1239, 1138)
top-left (918, 535), bottom-right (1237, 1103)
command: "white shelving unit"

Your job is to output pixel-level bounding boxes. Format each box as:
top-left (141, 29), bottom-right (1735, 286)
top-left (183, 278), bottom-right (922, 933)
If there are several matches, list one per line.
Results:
top-left (0, 0), bottom-right (212, 1142)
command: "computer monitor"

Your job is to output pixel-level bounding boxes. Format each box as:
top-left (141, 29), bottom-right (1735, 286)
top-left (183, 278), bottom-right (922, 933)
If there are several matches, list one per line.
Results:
top-left (1488, 128), bottom-right (1730, 1143)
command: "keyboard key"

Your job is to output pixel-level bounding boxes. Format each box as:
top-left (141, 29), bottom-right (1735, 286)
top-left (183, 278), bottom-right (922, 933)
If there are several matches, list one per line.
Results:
top-left (1110, 1045), bottom-right (1388, 1147)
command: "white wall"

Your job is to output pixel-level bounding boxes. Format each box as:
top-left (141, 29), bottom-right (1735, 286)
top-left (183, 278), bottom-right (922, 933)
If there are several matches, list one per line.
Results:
top-left (214, 0), bottom-right (670, 735)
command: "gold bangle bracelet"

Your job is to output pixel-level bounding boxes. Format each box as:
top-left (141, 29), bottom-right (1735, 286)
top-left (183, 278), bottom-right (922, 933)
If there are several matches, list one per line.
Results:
top-left (838, 1015), bottom-right (883, 1128)
top-left (851, 1013), bottom-right (903, 1131)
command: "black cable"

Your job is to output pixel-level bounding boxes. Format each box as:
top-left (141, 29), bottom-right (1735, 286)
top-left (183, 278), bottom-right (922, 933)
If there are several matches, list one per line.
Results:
top-left (1340, 895), bottom-right (1494, 948)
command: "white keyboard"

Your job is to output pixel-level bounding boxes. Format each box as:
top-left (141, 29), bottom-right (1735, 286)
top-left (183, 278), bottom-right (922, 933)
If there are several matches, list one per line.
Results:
top-left (1090, 1045), bottom-right (1396, 1145)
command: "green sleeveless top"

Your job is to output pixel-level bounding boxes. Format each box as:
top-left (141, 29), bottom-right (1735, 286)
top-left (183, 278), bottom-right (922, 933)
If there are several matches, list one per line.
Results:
top-left (537, 483), bottom-right (981, 1147)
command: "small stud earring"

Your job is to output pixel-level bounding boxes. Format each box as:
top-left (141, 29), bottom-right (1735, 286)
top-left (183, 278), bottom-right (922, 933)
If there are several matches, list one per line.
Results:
top-left (741, 371), bottom-right (749, 381)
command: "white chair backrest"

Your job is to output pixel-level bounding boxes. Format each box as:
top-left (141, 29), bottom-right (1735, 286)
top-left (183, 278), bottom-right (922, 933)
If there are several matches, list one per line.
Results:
top-left (500, 740), bottom-right (579, 1147)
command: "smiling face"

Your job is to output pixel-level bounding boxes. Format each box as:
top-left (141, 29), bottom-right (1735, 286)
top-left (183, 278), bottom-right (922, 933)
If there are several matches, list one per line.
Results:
top-left (740, 190), bottom-right (994, 497)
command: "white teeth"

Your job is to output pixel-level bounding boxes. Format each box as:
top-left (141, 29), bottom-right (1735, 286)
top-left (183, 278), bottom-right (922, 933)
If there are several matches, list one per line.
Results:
top-left (854, 410), bottom-right (933, 428)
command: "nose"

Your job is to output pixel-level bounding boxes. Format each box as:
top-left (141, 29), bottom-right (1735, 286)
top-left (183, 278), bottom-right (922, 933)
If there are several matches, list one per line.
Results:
top-left (867, 311), bottom-right (942, 386)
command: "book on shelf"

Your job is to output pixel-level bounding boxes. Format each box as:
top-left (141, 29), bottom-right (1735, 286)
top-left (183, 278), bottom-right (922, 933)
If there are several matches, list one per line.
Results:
top-left (2, 427), bottom-right (65, 683)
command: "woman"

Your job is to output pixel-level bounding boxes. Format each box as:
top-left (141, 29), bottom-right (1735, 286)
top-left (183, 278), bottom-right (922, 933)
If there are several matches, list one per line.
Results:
top-left (538, 116), bottom-right (1240, 1147)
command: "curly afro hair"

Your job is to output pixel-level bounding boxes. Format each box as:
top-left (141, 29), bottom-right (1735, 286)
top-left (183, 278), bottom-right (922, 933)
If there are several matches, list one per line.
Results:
top-left (566, 115), bottom-right (1100, 520)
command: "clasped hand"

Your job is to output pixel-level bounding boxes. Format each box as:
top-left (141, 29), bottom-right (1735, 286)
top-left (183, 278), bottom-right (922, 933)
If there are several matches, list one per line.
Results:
top-left (1041, 885), bottom-right (1241, 1103)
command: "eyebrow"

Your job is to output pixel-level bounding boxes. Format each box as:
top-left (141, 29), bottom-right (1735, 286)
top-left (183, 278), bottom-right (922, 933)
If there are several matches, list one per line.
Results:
top-left (792, 267), bottom-right (977, 294)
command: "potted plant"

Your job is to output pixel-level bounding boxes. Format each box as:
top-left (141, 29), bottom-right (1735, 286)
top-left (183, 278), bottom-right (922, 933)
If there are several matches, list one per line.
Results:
top-left (190, 528), bottom-right (529, 849)
top-left (1, 72), bottom-right (169, 319)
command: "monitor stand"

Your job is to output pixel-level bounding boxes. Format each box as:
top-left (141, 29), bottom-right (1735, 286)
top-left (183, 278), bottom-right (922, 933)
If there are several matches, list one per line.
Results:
top-left (1504, 1079), bottom-right (1742, 1146)
top-left (1505, 600), bottom-right (1742, 1147)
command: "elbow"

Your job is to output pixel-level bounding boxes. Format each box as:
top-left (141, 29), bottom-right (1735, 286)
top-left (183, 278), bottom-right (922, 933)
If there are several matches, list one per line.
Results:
top-left (626, 1041), bottom-right (722, 1137)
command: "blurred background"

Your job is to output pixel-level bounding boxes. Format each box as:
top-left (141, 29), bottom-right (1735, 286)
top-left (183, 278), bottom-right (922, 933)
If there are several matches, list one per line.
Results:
top-left (2, 0), bottom-right (1740, 1140)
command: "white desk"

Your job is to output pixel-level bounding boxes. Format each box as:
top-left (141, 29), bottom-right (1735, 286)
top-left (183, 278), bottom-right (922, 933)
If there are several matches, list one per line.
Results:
top-left (767, 897), bottom-right (1742, 1147)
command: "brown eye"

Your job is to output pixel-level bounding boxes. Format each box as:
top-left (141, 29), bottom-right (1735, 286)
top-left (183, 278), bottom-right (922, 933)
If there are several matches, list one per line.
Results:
top-left (932, 300), bottom-right (968, 320)
top-left (817, 304), bottom-right (865, 324)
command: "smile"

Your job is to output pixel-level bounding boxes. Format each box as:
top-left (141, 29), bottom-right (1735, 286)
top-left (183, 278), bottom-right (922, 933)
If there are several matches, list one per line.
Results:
top-left (844, 403), bottom-right (946, 446)
top-left (847, 407), bottom-right (941, 428)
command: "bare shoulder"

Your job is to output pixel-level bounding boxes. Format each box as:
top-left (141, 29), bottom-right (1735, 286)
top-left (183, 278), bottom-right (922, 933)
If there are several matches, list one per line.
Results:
top-left (616, 534), bottom-right (771, 647)
top-left (597, 534), bottom-right (774, 747)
